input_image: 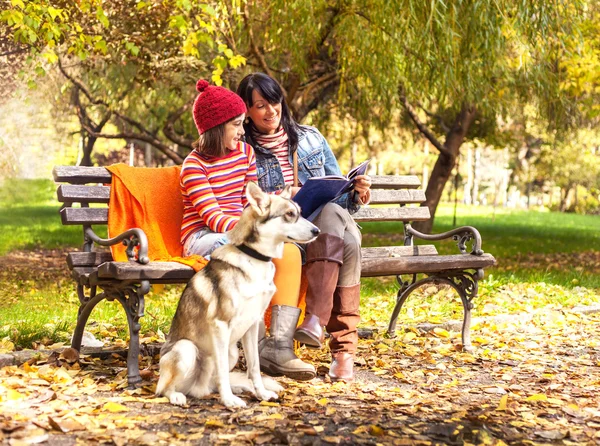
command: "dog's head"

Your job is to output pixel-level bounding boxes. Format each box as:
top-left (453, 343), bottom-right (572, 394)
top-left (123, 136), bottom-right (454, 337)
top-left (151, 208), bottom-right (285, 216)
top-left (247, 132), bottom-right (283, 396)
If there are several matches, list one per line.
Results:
top-left (229, 182), bottom-right (320, 251)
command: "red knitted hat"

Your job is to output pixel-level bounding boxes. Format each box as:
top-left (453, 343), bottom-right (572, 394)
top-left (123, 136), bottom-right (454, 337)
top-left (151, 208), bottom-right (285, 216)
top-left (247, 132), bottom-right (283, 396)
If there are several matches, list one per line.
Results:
top-left (192, 80), bottom-right (247, 134)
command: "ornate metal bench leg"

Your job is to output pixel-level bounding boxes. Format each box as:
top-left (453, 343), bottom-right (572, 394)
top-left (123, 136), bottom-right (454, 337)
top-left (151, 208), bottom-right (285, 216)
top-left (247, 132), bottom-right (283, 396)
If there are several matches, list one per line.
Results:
top-left (72, 285), bottom-right (105, 351)
top-left (115, 281), bottom-right (149, 388)
top-left (457, 269), bottom-right (483, 352)
top-left (461, 301), bottom-right (473, 352)
top-left (388, 274), bottom-right (416, 337)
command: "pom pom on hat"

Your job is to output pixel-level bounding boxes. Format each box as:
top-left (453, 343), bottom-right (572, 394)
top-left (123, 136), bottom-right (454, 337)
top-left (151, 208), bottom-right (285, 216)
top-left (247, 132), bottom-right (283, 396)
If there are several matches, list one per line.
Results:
top-left (192, 79), bottom-right (247, 135)
top-left (196, 79), bottom-right (209, 92)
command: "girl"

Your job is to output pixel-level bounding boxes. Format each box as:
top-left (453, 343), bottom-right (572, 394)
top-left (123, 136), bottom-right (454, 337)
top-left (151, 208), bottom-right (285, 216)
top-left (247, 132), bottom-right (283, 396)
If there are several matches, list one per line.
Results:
top-left (181, 79), bottom-right (315, 381)
top-left (237, 73), bottom-right (372, 382)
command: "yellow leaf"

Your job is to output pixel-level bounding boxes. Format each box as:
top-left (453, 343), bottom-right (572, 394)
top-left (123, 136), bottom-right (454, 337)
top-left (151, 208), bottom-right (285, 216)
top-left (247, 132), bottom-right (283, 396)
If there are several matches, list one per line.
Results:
top-left (7, 389), bottom-right (25, 401)
top-left (325, 407), bottom-right (336, 416)
top-left (353, 425), bottom-right (369, 434)
top-left (102, 402), bottom-right (129, 413)
top-left (369, 425), bottom-right (385, 436)
top-left (259, 401), bottom-right (279, 407)
top-left (433, 328), bottom-right (450, 338)
top-left (317, 397), bottom-right (328, 406)
top-left (267, 413), bottom-right (284, 420)
top-left (402, 332), bottom-right (417, 343)
top-left (526, 393), bottom-right (547, 402)
top-left (497, 394), bottom-right (508, 411)
top-left (205, 419), bottom-right (225, 428)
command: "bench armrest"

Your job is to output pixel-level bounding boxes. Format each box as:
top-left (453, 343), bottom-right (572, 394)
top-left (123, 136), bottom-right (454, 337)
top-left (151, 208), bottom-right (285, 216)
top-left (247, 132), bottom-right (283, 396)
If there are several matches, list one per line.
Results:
top-left (404, 223), bottom-right (484, 256)
top-left (84, 226), bottom-right (150, 264)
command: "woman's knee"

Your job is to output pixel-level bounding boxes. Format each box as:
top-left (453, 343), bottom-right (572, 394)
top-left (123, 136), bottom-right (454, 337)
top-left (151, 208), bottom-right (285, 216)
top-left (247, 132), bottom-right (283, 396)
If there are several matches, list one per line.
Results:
top-left (314, 203), bottom-right (348, 235)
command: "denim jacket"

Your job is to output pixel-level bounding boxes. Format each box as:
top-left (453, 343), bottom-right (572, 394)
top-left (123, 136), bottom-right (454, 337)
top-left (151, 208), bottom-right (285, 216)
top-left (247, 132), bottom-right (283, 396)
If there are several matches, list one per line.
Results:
top-left (253, 125), bottom-right (360, 214)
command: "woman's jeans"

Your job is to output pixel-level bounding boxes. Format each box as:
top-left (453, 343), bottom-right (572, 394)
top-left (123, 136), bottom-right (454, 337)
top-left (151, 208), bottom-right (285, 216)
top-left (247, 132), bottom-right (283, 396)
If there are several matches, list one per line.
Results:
top-left (183, 228), bottom-right (228, 258)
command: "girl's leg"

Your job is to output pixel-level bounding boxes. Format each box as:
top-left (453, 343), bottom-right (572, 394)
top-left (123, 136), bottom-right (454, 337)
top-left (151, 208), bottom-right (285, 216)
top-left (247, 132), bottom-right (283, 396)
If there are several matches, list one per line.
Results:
top-left (183, 229), bottom-right (228, 258)
top-left (270, 243), bottom-right (302, 306)
top-left (259, 243), bottom-right (315, 381)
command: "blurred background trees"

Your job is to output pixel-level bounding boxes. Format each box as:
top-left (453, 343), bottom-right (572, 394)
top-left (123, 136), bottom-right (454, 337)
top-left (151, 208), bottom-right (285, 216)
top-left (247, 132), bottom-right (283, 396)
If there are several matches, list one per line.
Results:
top-left (1, 0), bottom-right (599, 226)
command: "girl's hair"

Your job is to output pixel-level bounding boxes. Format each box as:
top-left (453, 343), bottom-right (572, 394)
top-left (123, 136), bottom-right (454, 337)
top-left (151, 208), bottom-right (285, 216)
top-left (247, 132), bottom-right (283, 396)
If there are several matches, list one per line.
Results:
top-left (192, 116), bottom-right (236, 158)
top-left (236, 73), bottom-right (300, 153)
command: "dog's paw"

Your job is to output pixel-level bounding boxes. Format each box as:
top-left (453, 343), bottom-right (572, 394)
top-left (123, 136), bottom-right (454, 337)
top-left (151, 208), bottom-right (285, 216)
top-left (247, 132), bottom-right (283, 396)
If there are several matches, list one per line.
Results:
top-left (262, 377), bottom-right (284, 393)
top-left (169, 392), bottom-right (187, 406)
top-left (231, 383), bottom-right (253, 395)
top-left (255, 388), bottom-right (279, 402)
top-left (221, 394), bottom-right (247, 408)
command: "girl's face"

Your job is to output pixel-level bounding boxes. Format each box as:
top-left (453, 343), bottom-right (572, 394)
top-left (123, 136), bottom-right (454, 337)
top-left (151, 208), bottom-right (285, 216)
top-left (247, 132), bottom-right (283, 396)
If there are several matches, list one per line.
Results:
top-left (224, 114), bottom-right (246, 150)
top-left (247, 90), bottom-right (282, 134)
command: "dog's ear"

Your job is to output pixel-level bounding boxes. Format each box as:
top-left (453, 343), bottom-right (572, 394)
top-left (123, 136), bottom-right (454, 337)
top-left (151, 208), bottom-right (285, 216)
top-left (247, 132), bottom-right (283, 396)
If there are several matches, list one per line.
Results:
top-left (245, 181), bottom-right (270, 215)
top-left (279, 185), bottom-right (292, 200)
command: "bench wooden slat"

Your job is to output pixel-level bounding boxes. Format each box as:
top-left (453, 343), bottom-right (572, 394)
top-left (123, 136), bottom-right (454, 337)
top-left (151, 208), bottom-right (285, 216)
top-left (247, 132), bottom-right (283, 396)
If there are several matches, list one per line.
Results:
top-left (98, 261), bottom-right (195, 281)
top-left (67, 252), bottom-right (113, 269)
top-left (59, 205), bottom-right (429, 225)
top-left (53, 166), bottom-right (112, 184)
top-left (67, 246), bottom-right (436, 270)
top-left (370, 175), bottom-right (421, 189)
top-left (352, 206), bottom-right (430, 222)
top-left (57, 185), bottom-right (110, 204)
top-left (361, 245), bottom-right (438, 258)
top-left (96, 252), bottom-right (495, 281)
top-left (369, 189), bottom-right (425, 205)
top-left (361, 253), bottom-right (496, 277)
top-left (60, 208), bottom-right (108, 225)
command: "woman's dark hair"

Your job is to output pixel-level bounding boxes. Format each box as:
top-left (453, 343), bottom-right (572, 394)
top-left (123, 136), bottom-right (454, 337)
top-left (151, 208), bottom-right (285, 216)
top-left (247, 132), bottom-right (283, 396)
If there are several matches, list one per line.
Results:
top-left (192, 116), bottom-right (237, 158)
top-left (236, 73), bottom-right (300, 153)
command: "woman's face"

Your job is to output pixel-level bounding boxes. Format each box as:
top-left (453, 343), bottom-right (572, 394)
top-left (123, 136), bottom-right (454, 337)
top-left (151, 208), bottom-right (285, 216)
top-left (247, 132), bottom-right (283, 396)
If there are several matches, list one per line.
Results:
top-left (247, 90), bottom-right (282, 134)
top-left (223, 114), bottom-right (246, 150)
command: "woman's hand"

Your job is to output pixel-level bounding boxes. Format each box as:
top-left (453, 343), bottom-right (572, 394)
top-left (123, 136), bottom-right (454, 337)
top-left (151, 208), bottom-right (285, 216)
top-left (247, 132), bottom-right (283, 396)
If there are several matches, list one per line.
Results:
top-left (354, 175), bottom-right (372, 205)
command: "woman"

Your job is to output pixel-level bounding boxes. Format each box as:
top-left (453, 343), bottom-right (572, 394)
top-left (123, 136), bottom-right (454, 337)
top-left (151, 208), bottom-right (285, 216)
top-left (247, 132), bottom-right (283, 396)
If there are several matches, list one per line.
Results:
top-left (237, 73), bottom-right (372, 382)
top-left (181, 79), bottom-right (315, 381)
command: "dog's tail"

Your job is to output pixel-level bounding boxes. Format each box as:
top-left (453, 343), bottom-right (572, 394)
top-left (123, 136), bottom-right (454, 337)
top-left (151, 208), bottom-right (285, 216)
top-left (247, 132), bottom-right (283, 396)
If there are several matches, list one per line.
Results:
top-left (229, 371), bottom-right (285, 393)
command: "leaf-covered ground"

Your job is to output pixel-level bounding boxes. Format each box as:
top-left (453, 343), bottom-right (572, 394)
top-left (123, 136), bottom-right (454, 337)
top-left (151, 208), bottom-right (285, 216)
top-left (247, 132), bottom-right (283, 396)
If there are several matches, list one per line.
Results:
top-left (2, 249), bottom-right (600, 445)
top-left (2, 306), bottom-right (600, 445)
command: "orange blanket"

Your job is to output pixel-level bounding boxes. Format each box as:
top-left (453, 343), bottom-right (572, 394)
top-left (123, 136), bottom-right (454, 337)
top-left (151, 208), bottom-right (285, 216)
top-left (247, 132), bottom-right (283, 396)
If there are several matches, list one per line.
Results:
top-left (106, 163), bottom-right (207, 272)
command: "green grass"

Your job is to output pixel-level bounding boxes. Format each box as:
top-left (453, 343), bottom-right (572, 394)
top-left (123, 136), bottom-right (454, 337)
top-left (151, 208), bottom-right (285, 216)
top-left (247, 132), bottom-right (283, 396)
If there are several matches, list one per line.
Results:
top-left (361, 203), bottom-right (600, 258)
top-left (0, 179), bottom-right (599, 349)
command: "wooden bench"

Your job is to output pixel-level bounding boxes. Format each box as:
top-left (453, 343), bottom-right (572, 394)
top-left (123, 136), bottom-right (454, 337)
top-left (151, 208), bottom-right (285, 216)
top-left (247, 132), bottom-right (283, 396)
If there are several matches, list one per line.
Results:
top-left (53, 165), bottom-right (496, 386)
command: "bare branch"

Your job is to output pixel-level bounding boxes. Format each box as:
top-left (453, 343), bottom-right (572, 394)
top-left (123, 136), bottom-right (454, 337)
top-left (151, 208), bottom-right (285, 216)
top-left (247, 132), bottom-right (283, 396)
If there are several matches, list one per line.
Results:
top-left (58, 58), bottom-right (108, 107)
top-left (242, 2), bottom-right (277, 87)
top-left (399, 87), bottom-right (449, 156)
top-left (78, 118), bottom-right (184, 164)
top-left (416, 101), bottom-right (451, 133)
top-left (163, 102), bottom-right (195, 149)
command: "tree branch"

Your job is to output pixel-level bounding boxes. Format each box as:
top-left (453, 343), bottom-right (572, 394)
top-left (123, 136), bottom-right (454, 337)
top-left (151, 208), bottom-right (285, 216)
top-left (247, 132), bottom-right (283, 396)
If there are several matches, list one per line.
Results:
top-left (416, 101), bottom-right (451, 133)
top-left (399, 87), bottom-right (449, 156)
top-left (78, 118), bottom-right (184, 164)
top-left (162, 102), bottom-right (195, 149)
top-left (242, 2), bottom-right (276, 84)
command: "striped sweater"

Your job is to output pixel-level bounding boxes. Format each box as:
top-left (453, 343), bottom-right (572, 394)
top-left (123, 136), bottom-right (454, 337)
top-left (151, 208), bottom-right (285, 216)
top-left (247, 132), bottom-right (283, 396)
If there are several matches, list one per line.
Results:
top-left (180, 142), bottom-right (257, 244)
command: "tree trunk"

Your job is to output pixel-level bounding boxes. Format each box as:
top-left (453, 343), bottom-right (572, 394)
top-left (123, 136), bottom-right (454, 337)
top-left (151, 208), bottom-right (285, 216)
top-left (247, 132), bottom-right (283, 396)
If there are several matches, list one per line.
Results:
top-left (80, 135), bottom-right (96, 167)
top-left (412, 105), bottom-right (477, 233)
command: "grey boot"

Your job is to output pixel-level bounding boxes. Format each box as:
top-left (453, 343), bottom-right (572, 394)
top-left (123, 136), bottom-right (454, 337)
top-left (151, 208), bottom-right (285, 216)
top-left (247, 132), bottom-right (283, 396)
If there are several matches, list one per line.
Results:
top-left (259, 305), bottom-right (316, 381)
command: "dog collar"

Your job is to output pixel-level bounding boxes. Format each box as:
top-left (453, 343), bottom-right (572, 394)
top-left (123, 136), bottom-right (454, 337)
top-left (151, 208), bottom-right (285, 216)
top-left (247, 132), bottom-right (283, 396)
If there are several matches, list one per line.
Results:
top-left (236, 244), bottom-right (272, 262)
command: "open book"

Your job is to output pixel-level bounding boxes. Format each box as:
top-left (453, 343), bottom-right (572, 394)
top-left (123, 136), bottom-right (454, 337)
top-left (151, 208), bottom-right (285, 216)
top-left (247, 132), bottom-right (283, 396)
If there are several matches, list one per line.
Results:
top-left (293, 159), bottom-right (370, 219)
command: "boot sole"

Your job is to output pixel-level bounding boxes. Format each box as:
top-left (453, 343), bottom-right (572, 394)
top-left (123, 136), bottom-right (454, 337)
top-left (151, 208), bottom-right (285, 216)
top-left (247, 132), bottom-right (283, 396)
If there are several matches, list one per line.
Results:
top-left (260, 364), bottom-right (316, 381)
top-left (293, 330), bottom-right (322, 349)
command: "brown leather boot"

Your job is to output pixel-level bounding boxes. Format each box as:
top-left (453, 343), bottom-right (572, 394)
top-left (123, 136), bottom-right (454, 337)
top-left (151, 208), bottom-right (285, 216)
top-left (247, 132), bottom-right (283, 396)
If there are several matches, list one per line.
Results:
top-left (294, 233), bottom-right (344, 349)
top-left (326, 284), bottom-right (361, 381)
top-left (329, 352), bottom-right (355, 382)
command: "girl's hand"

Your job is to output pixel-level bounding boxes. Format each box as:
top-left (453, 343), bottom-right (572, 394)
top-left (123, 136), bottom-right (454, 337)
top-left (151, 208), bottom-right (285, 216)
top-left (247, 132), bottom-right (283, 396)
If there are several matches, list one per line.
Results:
top-left (354, 175), bottom-right (372, 204)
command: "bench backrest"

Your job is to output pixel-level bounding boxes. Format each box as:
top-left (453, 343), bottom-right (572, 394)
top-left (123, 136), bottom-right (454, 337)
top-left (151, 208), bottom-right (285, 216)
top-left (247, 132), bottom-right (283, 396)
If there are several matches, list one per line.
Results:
top-left (53, 165), bottom-right (430, 227)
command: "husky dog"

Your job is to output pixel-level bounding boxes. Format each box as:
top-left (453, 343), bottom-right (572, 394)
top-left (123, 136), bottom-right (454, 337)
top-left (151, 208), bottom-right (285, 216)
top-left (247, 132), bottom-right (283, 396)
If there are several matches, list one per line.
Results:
top-left (156, 182), bottom-right (319, 408)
